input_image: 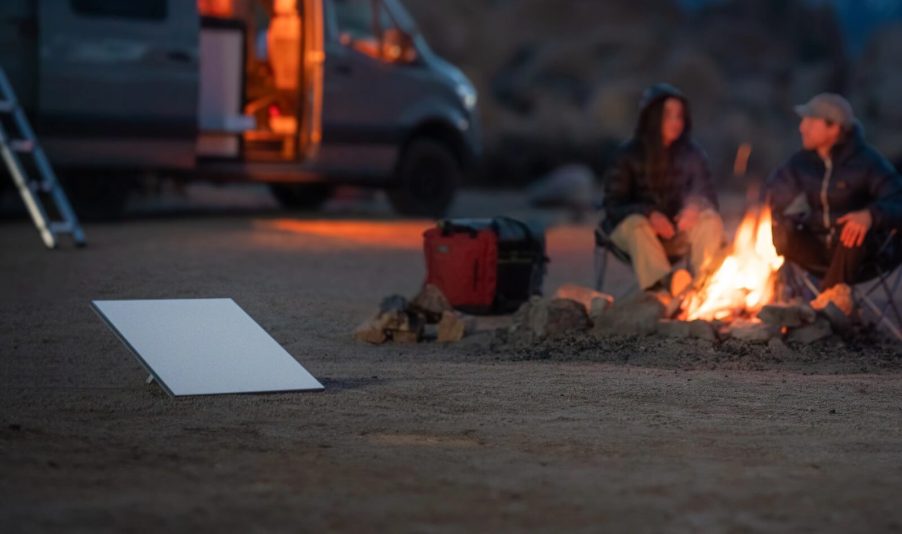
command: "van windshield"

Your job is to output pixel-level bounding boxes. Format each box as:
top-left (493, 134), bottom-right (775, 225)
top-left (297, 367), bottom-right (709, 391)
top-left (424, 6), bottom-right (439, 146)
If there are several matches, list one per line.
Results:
top-left (381, 0), bottom-right (418, 35)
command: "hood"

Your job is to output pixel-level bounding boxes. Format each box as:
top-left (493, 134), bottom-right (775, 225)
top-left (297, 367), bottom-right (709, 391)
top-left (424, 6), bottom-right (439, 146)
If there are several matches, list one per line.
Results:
top-left (635, 82), bottom-right (693, 143)
top-left (639, 83), bottom-right (688, 115)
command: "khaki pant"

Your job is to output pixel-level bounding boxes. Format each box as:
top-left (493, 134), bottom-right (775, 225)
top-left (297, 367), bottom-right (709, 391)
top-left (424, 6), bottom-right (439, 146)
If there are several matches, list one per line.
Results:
top-left (610, 209), bottom-right (725, 290)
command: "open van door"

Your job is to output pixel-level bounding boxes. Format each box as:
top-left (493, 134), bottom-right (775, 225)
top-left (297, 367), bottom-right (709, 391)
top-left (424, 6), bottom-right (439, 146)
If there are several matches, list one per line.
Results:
top-left (300, 0), bottom-right (325, 160)
top-left (38, 0), bottom-right (199, 169)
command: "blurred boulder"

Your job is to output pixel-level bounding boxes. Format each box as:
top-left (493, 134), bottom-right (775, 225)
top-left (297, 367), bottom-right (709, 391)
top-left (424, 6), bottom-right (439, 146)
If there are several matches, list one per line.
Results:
top-left (528, 164), bottom-right (595, 210)
top-left (851, 23), bottom-right (902, 160)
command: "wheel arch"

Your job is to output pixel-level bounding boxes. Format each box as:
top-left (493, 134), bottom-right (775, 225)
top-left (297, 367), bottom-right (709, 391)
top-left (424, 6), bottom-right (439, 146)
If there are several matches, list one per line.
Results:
top-left (397, 119), bottom-right (470, 176)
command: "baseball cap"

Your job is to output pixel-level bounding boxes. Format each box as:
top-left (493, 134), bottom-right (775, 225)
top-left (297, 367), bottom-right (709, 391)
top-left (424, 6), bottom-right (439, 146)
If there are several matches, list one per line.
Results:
top-left (794, 93), bottom-right (856, 128)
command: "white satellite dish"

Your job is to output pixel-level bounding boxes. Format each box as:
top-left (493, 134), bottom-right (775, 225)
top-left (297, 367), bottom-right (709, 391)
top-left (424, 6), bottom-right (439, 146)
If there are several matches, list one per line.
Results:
top-left (92, 298), bottom-right (324, 396)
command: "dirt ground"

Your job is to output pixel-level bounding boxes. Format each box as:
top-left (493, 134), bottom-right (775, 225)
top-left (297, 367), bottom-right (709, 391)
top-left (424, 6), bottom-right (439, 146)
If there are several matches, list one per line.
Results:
top-left (2, 187), bottom-right (902, 533)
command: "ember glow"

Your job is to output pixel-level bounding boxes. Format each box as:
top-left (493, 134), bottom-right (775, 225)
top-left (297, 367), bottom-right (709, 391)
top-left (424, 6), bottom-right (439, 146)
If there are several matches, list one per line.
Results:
top-left (682, 206), bottom-right (785, 321)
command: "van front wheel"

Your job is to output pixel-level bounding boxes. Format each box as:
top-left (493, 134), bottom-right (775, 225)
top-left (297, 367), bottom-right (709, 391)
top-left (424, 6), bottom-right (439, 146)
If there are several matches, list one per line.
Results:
top-left (269, 184), bottom-right (334, 211)
top-left (389, 139), bottom-right (460, 217)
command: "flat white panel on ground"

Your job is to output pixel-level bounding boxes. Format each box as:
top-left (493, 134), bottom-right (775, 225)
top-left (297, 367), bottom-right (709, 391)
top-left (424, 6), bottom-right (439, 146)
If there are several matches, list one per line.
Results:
top-left (92, 298), bottom-right (323, 396)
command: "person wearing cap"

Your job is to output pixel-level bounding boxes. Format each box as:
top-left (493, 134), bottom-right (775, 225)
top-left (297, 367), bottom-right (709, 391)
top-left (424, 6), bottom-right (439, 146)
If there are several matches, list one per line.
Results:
top-left (767, 93), bottom-right (902, 315)
top-left (602, 83), bottom-right (724, 293)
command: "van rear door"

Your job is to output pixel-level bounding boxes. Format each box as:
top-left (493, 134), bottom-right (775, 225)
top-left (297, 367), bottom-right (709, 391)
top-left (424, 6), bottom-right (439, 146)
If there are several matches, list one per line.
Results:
top-left (38, 0), bottom-right (199, 169)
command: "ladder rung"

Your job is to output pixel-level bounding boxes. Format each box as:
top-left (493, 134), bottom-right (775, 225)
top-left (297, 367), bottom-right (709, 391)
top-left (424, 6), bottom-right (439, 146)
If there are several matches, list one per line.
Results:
top-left (49, 222), bottom-right (74, 234)
top-left (0, 100), bottom-right (14, 113)
top-left (9, 139), bottom-right (35, 153)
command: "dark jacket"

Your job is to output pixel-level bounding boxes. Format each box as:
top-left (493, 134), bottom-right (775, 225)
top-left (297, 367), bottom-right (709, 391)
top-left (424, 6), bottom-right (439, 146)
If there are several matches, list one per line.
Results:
top-left (602, 84), bottom-right (718, 233)
top-left (767, 124), bottom-right (902, 239)
top-left (602, 138), bottom-right (719, 232)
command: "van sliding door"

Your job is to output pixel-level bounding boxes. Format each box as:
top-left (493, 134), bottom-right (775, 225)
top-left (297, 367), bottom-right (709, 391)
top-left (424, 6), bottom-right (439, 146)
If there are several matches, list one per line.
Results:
top-left (300, 0), bottom-right (325, 159)
top-left (38, 0), bottom-right (199, 169)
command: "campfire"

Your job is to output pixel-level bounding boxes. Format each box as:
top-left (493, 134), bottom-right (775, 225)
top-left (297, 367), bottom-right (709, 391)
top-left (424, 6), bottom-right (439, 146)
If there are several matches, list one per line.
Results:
top-left (680, 205), bottom-right (785, 322)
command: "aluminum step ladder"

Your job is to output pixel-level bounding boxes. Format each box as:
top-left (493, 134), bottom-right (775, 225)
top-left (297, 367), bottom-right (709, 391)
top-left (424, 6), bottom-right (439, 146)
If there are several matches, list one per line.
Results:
top-left (0, 67), bottom-right (85, 249)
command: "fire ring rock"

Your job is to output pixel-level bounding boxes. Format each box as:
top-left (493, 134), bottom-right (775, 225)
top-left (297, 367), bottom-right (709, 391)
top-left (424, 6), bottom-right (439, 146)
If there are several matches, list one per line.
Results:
top-left (726, 320), bottom-right (778, 344)
top-left (553, 284), bottom-right (614, 316)
top-left (509, 296), bottom-right (590, 341)
top-left (787, 317), bottom-right (833, 345)
top-left (757, 303), bottom-right (816, 328)
top-left (593, 293), bottom-right (665, 337)
top-left (546, 298), bottom-right (591, 337)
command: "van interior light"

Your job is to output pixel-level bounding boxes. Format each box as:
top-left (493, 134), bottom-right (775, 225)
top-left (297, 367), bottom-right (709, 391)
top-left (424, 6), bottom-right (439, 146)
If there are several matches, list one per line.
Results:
top-left (198, 0), bottom-right (236, 18)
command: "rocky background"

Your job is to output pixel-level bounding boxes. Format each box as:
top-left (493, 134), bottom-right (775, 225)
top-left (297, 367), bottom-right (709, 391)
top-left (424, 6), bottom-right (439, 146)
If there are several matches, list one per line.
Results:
top-left (404, 0), bottom-right (902, 189)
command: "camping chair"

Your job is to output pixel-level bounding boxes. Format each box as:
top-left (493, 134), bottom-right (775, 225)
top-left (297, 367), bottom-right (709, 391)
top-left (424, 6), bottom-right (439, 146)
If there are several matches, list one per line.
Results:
top-left (593, 214), bottom-right (688, 297)
top-left (781, 230), bottom-right (902, 341)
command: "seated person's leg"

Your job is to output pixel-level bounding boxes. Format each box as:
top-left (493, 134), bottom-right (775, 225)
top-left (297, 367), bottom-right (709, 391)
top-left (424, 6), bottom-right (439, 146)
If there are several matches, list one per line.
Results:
top-left (610, 214), bottom-right (671, 290)
top-left (686, 209), bottom-right (725, 276)
top-left (823, 230), bottom-right (896, 289)
top-left (773, 221), bottom-right (830, 280)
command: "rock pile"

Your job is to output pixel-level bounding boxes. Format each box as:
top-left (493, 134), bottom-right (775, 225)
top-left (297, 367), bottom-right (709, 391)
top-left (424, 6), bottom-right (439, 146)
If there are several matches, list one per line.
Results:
top-left (354, 285), bottom-right (474, 345)
top-left (502, 286), bottom-right (847, 352)
top-left (358, 282), bottom-right (856, 352)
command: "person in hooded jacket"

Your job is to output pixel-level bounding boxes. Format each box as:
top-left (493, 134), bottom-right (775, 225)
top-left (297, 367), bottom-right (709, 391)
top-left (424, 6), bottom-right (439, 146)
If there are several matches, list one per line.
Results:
top-left (602, 83), bottom-right (725, 293)
top-left (767, 93), bottom-right (902, 315)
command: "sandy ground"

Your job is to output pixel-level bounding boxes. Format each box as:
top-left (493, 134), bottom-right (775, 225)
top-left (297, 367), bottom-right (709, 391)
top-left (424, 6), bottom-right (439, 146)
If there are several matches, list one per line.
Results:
top-left (2, 186), bottom-right (902, 533)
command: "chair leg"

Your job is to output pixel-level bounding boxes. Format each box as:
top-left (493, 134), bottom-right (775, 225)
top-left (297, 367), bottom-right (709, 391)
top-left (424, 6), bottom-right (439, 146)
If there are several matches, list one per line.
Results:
top-left (855, 267), bottom-right (902, 341)
top-left (786, 263), bottom-right (819, 300)
top-left (594, 247), bottom-right (608, 293)
top-left (858, 293), bottom-right (902, 341)
top-left (881, 268), bottom-right (902, 327)
top-left (892, 270), bottom-right (902, 313)
top-left (877, 268), bottom-right (902, 333)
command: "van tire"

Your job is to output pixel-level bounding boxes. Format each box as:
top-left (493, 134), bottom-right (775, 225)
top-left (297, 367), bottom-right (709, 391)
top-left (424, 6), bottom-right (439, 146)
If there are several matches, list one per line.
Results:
top-left (390, 139), bottom-right (459, 217)
top-left (62, 172), bottom-right (133, 221)
top-left (269, 184), bottom-right (334, 211)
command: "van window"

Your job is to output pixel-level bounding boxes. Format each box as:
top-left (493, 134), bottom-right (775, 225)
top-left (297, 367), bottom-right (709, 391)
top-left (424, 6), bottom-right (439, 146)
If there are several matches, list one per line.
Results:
top-left (70, 0), bottom-right (168, 21)
top-left (333, 0), bottom-right (379, 42)
top-left (333, 0), bottom-right (413, 62)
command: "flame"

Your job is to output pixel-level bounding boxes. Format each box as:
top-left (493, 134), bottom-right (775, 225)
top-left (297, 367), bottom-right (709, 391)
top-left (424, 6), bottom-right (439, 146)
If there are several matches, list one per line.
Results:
top-left (683, 205), bottom-right (784, 321)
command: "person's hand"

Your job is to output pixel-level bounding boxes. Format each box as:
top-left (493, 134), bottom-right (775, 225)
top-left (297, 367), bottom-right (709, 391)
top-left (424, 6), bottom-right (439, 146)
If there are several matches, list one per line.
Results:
top-left (649, 211), bottom-right (676, 239)
top-left (837, 209), bottom-right (873, 248)
top-left (676, 205), bottom-right (700, 233)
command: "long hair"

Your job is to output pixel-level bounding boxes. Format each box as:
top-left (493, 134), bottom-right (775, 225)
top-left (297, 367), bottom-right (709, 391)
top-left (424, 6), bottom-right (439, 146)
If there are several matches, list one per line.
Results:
top-left (634, 94), bottom-right (692, 190)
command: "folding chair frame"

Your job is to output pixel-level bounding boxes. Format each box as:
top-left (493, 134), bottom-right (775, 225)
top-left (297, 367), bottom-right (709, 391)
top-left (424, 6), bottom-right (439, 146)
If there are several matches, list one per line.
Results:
top-left (781, 237), bottom-right (902, 341)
